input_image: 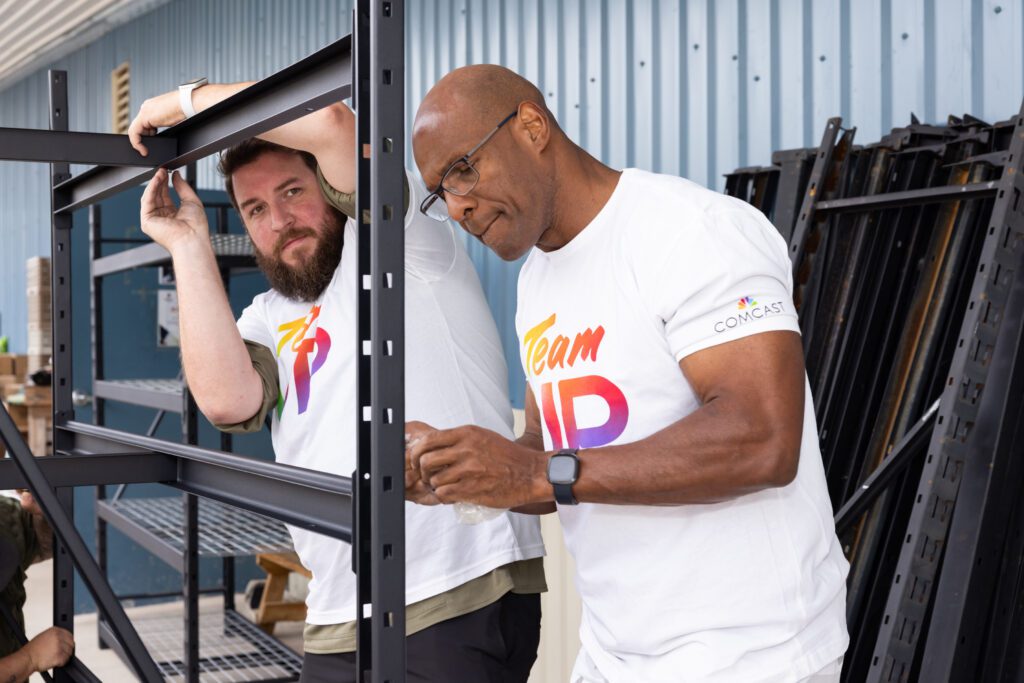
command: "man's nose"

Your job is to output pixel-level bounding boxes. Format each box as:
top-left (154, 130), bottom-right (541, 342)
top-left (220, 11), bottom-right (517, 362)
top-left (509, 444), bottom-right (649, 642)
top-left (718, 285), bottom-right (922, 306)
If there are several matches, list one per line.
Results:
top-left (445, 194), bottom-right (476, 228)
top-left (269, 203), bottom-right (294, 231)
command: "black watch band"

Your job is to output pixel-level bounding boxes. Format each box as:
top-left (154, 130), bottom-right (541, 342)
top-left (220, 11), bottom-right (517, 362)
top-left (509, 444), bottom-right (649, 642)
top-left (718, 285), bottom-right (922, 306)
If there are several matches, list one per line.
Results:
top-left (547, 448), bottom-right (580, 505)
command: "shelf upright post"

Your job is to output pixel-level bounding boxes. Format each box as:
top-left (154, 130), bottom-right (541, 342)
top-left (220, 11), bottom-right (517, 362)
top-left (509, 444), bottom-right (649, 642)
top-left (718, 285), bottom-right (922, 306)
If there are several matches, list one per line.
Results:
top-left (354, 1), bottom-right (406, 680)
top-left (88, 202), bottom-right (110, 651)
top-left (48, 71), bottom-right (77, 680)
top-left (181, 160), bottom-right (201, 683)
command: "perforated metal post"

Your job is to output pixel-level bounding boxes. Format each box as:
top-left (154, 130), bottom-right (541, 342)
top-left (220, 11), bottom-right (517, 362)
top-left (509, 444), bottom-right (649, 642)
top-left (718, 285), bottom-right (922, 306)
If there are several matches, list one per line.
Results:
top-left (354, 1), bottom-right (406, 680)
top-left (48, 72), bottom-right (76, 679)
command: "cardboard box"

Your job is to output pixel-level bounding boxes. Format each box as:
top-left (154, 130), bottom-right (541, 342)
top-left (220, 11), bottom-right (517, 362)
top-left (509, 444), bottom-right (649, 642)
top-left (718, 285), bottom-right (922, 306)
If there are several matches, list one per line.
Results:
top-left (0, 356), bottom-right (13, 376)
top-left (24, 385), bottom-right (51, 405)
top-left (13, 355), bottom-right (26, 381)
top-left (27, 327), bottom-right (52, 354)
top-left (25, 257), bottom-right (50, 283)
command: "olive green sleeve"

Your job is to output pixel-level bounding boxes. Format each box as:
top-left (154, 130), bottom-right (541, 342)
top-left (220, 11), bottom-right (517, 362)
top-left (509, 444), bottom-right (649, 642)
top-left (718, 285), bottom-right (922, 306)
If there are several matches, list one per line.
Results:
top-left (210, 340), bottom-right (279, 434)
top-left (0, 497), bottom-right (39, 570)
top-left (316, 165), bottom-right (410, 221)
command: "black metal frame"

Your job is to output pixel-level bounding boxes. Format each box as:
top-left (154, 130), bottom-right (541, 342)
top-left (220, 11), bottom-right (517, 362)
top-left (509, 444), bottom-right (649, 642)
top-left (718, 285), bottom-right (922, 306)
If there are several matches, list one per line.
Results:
top-left (0, 8), bottom-right (406, 681)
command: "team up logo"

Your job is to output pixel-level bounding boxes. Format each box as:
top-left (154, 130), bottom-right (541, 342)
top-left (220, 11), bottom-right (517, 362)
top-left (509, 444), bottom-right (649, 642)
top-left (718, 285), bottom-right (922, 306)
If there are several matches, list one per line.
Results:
top-left (523, 313), bottom-right (629, 449)
top-left (275, 305), bottom-right (332, 417)
top-left (714, 295), bottom-right (786, 333)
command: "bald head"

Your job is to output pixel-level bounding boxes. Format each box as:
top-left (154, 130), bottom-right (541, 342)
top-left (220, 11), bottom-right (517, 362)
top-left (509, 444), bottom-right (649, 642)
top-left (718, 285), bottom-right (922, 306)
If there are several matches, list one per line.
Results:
top-left (414, 64), bottom-right (554, 141)
top-left (412, 65), bottom-right (619, 262)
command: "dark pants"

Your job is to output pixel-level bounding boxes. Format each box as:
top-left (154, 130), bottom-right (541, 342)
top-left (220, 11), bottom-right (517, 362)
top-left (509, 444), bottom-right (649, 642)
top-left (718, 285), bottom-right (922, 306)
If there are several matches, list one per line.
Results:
top-left (299, 591), bottom-right (541, 683)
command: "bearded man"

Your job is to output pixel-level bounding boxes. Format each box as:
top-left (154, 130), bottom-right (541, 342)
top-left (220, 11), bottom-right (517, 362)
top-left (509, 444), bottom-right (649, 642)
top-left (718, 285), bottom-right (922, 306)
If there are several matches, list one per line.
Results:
top-left (131, 83), bottom-right (545, 683)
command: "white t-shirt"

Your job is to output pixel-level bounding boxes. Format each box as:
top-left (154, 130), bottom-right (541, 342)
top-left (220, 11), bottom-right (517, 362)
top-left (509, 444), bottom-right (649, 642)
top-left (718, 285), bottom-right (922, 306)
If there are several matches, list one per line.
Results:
top-left (516, 169), bottom-right (849, 682)
top-left (237, 172), bottom-right (545, 625)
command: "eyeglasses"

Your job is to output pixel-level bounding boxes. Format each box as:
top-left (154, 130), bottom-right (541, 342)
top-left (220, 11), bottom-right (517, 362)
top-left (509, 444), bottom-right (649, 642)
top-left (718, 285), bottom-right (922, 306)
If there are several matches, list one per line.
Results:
top-left (419, 110), bottom-right (517, 221)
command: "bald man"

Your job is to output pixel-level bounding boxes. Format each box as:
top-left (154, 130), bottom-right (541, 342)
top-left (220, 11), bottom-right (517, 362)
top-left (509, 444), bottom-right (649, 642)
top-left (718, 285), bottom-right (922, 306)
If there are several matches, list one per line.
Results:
top-left (405, 65), bottom-right (849, 683)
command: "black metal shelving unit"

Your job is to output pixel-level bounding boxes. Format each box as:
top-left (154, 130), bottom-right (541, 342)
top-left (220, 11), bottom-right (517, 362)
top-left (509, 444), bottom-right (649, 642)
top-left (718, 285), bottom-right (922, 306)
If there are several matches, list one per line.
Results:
top-left (0, 8), bottom-right (406, 681)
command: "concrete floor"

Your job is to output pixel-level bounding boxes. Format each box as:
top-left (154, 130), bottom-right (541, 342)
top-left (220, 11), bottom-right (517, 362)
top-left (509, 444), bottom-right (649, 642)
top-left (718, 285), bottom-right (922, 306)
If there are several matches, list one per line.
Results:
top-left (22, 559), bottom-right (304, 682)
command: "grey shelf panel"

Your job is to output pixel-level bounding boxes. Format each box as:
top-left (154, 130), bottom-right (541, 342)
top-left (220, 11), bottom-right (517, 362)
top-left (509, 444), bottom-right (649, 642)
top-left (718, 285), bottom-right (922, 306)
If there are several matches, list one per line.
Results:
top-left (100, 605), bottom-right (302, 682)
top-left (94, 378), bottom-right (184, 412)
top-left (98, 496), bottom-right (293, 560)
top-left (93, 234), bottom-right (255, 277)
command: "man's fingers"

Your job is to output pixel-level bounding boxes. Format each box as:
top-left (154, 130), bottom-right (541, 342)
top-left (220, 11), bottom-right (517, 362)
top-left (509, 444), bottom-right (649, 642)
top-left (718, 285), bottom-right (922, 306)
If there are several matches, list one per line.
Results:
top-left (128, 115), bottom-right (149, 156)
top-left (140, 168), bottom-right (168, 217)
top-left (406, 479), bottom-right (441, 506)
top-left (432, 484), bottom-right (463, 505)
top-left (404, 420), bottom-right (436, 443)
top-left (418, 448), bottom-right (460, 480)
top-left (408, 427), bottom-right (465, 471)
top-left (427, 463), bottom-right (463, 489)
top-left (171, 169), bottom-right (203, 206)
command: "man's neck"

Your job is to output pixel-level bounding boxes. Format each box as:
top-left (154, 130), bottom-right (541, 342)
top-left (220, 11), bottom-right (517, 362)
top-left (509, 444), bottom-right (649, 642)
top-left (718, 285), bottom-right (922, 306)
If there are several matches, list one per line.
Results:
top-left (540, 146), bottom-right (621, 252)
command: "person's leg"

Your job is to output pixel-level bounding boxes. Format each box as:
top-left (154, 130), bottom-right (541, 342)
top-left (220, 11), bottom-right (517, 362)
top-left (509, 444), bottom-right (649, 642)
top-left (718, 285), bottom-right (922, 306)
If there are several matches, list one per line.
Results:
top-left (298, 651), bottom-right (357, 683)
top-left (405, 592), bottom-right (542, 682)
top-left (497, 592), bottom-right (541, 683)
top-left (299, 592), bottom-right (542, 683)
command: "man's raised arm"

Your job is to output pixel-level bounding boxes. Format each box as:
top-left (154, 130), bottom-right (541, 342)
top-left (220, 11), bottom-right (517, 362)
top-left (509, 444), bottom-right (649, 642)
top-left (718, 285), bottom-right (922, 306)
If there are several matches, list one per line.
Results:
top-left (128, 81), bottom-right (355, 193)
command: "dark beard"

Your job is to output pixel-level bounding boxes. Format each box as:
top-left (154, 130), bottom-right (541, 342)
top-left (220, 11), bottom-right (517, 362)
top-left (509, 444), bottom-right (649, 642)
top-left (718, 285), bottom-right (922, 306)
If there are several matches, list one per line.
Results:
top-left (252, 208), bottom-right (347, 302)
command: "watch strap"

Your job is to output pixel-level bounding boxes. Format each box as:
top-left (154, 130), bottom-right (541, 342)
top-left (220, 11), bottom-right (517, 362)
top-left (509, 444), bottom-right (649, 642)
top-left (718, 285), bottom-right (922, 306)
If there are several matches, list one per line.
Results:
top-left (553, 481), bottom-right (577, 506)
top-left (178, 78), bottom-right (207, 118)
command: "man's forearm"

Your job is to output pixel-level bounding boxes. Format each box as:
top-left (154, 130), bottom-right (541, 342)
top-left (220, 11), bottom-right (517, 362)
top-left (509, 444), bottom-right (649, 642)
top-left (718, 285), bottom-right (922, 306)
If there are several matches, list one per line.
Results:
top-left (171, 238), bottom-right (263, 424)
top-left (554, 400), bottom-right (796, 507)
top-left (0, 648), bottom-right (35, 683)
top-left (191, 82), bottom-right (355, 193)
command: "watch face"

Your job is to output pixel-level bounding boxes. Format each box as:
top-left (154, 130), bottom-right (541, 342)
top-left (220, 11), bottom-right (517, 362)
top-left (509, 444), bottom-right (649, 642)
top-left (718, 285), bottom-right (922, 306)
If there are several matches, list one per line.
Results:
top-left (548, 455), bottom-right (579, 485)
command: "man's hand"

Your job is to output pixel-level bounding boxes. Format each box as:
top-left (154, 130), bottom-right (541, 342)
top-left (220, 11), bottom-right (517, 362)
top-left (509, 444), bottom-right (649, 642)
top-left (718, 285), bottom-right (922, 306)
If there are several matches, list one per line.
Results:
top-left (128, 91), bottom-right (185, 156)
top-left (141, 169), bottom-right (211, 254)
top-left (405, 422), bottom-right (440, 506)
top-left (406, 423), bottom-right (548, 509)
top-left (16, 491), bottom-right (39, 516)
top-left (24, 627), bottom-right (74, 672)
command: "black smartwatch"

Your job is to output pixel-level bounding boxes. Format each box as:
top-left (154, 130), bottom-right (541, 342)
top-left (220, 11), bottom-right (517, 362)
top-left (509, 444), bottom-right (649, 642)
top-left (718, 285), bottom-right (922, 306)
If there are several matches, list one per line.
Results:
top-left (547, 448), bottom-right (580, 505)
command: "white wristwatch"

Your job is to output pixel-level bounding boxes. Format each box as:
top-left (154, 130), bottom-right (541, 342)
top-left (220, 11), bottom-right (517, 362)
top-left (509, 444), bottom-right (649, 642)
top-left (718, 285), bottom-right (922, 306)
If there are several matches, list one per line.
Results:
top-left (178, 77), bottom-right (208, 118)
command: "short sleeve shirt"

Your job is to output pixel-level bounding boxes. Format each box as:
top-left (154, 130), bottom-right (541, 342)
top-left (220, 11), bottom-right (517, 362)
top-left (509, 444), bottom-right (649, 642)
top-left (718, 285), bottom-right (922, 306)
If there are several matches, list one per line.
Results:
top-left (515, 169), bottom-right (848, 682)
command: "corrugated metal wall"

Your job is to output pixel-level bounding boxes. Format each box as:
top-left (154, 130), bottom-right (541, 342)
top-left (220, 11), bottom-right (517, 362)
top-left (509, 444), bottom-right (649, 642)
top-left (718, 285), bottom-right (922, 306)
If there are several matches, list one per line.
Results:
top-left (2, 0), bottom-right (1023, 394)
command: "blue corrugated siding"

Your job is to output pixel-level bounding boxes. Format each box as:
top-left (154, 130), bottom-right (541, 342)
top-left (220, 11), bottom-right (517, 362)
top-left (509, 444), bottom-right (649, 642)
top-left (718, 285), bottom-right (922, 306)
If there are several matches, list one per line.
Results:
top-left (2, 0), bottom-right (1024, 398)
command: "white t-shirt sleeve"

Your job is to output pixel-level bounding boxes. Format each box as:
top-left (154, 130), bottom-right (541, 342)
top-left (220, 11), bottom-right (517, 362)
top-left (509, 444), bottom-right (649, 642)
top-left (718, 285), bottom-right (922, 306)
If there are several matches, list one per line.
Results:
top-left (638, 205), bottom-right (801, 362)
top-left (403, 170), bottom-right (459, 283)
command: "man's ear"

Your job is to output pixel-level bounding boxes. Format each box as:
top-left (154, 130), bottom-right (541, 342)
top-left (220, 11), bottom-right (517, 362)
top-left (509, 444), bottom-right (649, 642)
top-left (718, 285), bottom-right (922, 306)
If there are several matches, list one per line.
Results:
top-left (517, 101), bottom-right (552, 151)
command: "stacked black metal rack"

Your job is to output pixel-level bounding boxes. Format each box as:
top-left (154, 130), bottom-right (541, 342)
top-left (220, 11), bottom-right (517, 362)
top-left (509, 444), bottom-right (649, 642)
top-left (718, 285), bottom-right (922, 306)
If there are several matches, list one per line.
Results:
top-left (0, 1), bottom-right (406, 681)
top-left (726, 104), bottom-right (1024, 682)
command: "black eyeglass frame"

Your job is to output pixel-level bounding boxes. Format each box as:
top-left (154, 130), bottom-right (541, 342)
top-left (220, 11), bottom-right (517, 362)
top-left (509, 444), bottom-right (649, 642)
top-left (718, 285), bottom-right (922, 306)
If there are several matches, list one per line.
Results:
top-left (418, 109), bottom-right (518, 219)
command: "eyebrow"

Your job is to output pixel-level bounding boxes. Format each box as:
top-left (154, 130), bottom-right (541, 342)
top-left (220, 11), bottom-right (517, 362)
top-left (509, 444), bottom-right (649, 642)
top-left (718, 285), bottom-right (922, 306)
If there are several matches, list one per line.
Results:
top-left (238, 176), bottom-right (304, 210)
top-left (428, 151), bottom-right (473, 193)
